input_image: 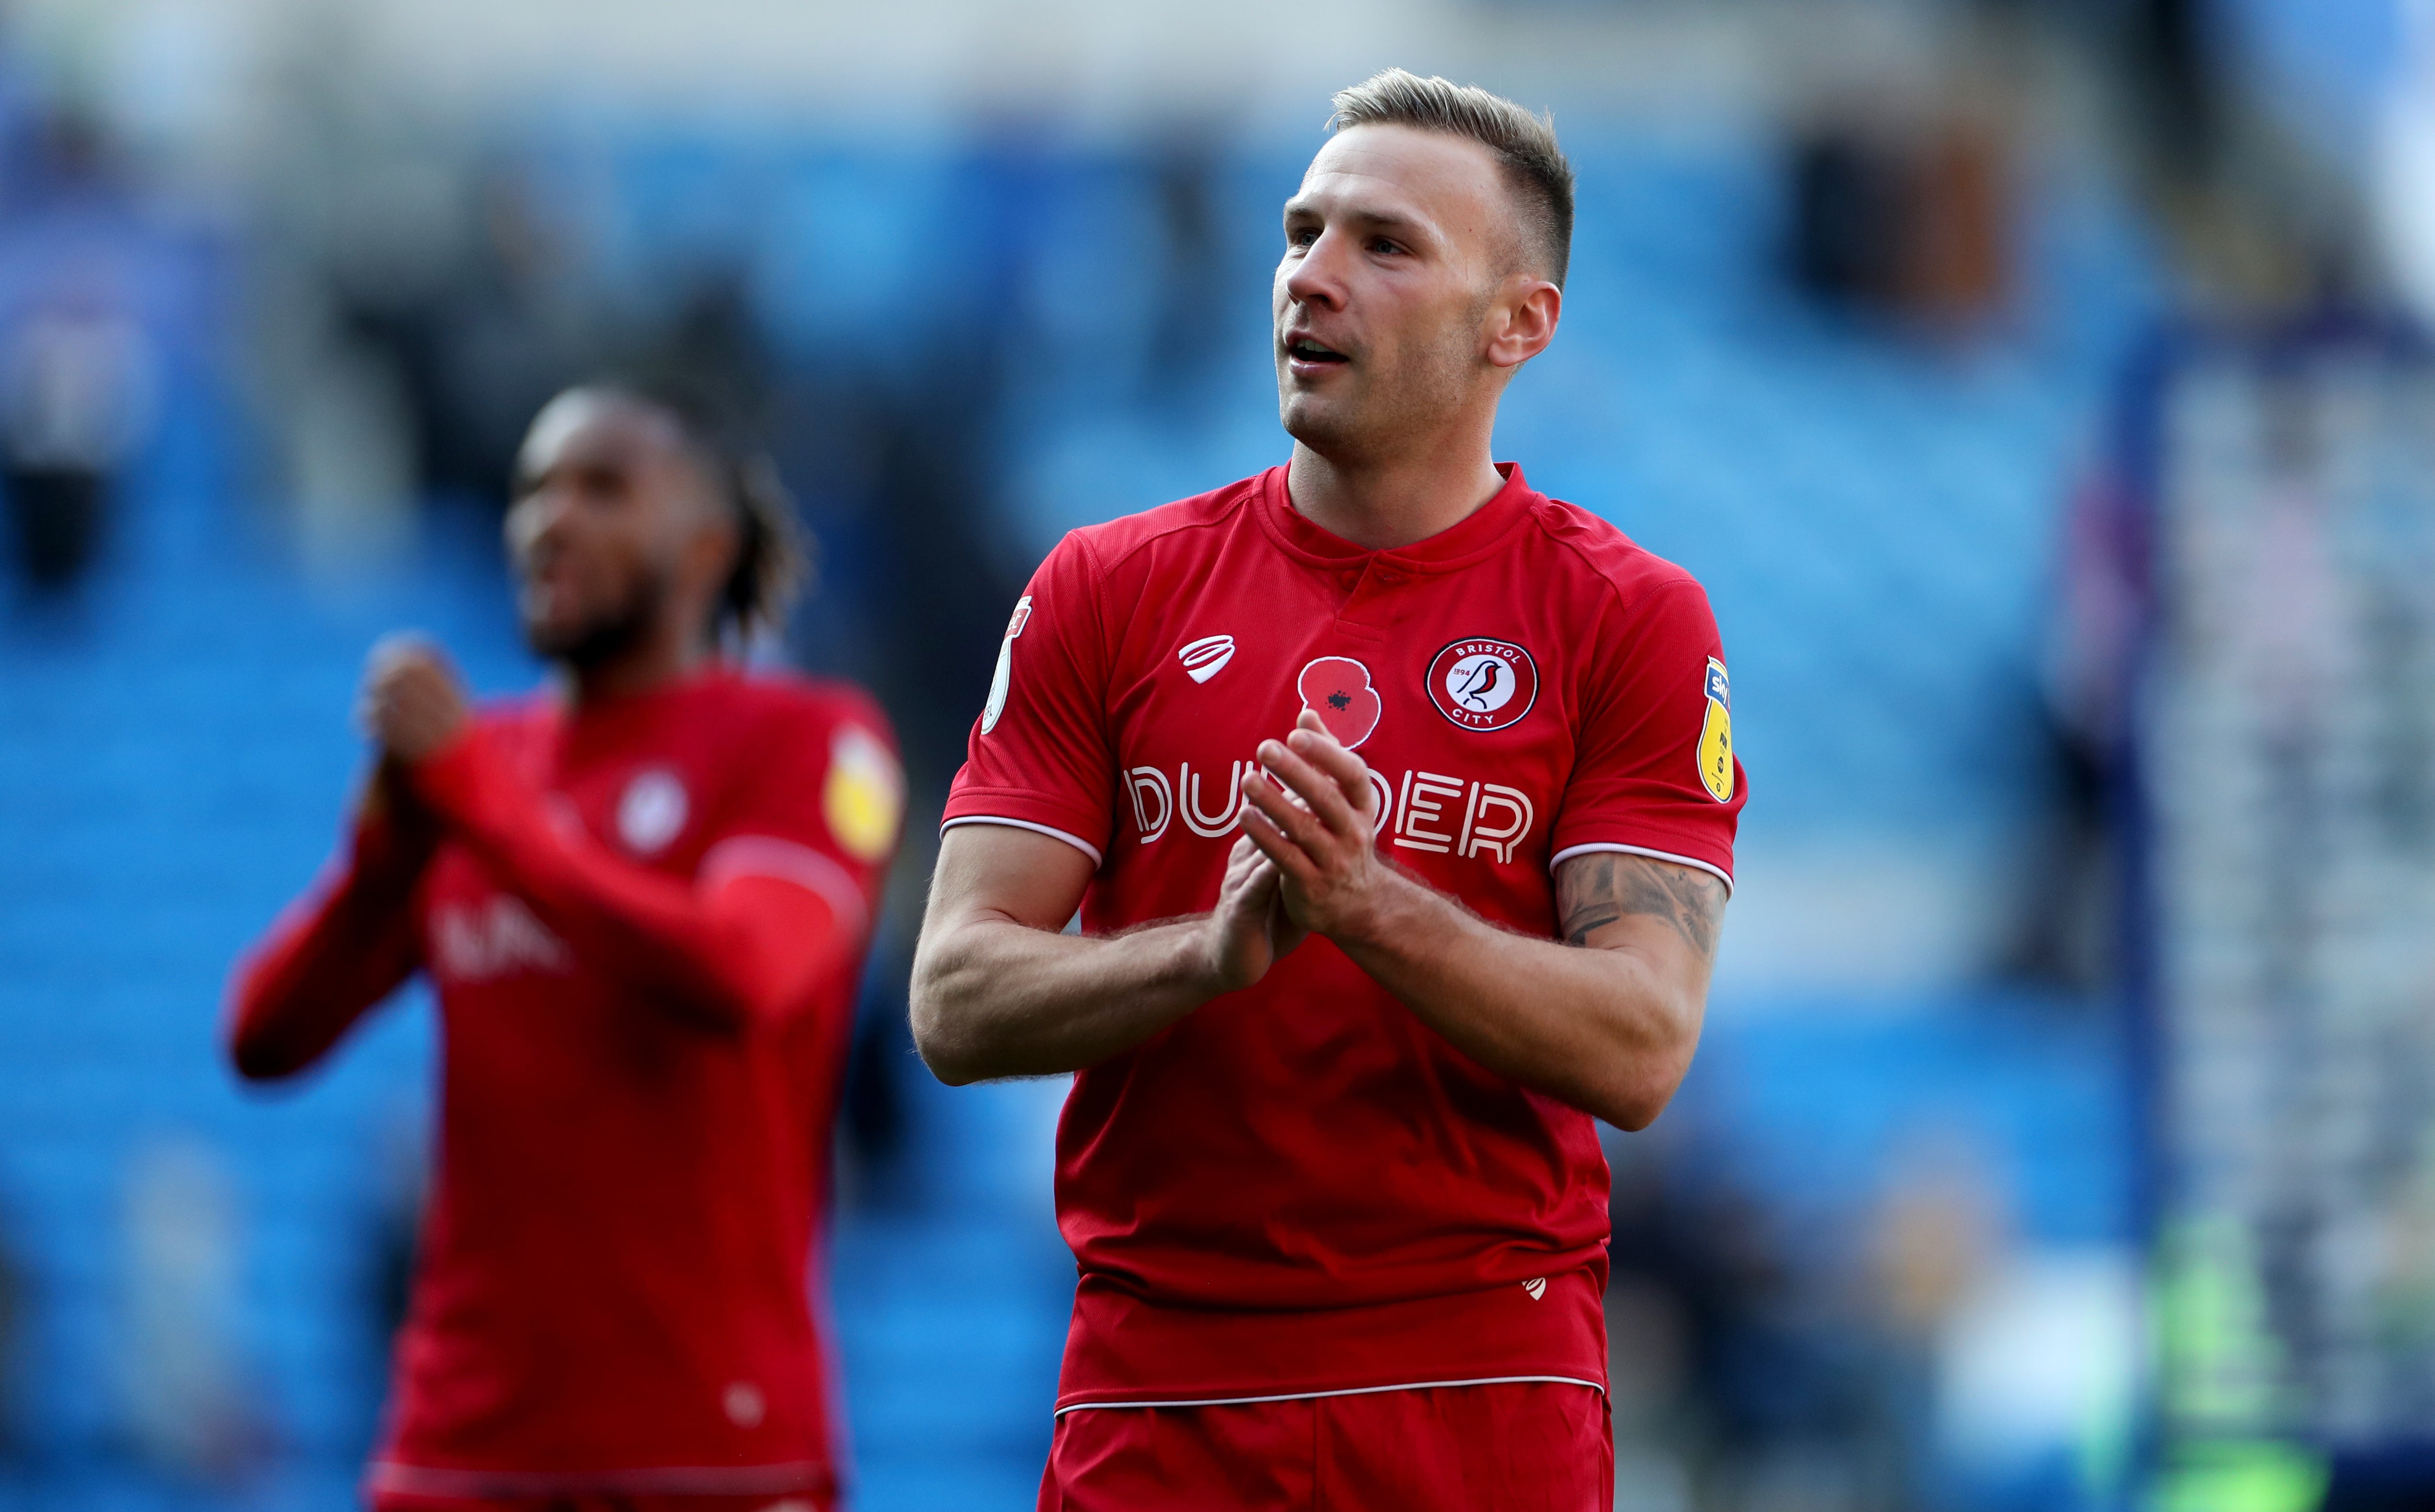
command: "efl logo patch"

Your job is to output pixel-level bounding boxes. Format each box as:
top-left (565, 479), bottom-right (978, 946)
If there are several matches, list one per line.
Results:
top-left (1426, 638), bottom-right (1538, 732)
top-left (1297, 656), bottom-right (1381, 748)
top-left (981, 596), bottom-right (1032, 735)
top-left (1698, 657), bottom-right (1734, 802)
top-left (823, 724), bottom-right (903, 862)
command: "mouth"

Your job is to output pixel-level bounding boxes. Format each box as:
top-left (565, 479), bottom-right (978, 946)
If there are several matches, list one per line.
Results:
top-left (1284, 335), bottom-right (1350, 368)
top-left (521, 559), bottom-right (577, 615)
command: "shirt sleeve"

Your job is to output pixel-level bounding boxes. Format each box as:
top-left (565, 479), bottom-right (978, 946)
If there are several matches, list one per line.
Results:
top-left (1549, 575), bottom-right (1746, 893)
top-left (224, 786), bottom-right (433, 1080)
top-left (408, 692), bottom-right (902, 1034)
top-left (697, 688), bottom-right (904, 944)
top-left (940, 531), bottom-right (1116, 865)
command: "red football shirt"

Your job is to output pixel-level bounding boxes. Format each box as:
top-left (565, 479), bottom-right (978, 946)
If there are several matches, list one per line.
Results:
top-left (945, 464), bottom-right (1744, 1411)
top-left (228, 670), bottom-right (900, 1500)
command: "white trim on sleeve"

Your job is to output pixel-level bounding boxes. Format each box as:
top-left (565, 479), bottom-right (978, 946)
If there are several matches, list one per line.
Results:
top-left (940, 815), bottom-right (1105, 867)
top-left (698, 835), bottom-right (870, 940)
top-left (1055, 1374), bottom-right (1606, 1416)
top-left (1547, 842), bottom-right (1733, 898)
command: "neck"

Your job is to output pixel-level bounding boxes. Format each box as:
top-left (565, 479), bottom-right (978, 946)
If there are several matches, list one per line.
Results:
top-left (1284, 415), bottom-right (1506, 552)
top-left (564, 623), bottom-right (710, 706)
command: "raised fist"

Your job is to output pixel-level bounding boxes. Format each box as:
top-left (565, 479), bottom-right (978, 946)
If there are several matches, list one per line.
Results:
top-left (359, 634), bottom-right (471, 765)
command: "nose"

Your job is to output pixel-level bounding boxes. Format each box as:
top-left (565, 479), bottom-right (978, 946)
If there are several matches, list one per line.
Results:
top-left (507, 483), bottom-right (575, 559)
top-left (1283, 229), bottom-right (1346, 312)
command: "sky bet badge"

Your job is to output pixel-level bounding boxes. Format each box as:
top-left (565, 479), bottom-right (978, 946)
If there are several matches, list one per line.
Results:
top-left (1698, 657), bottom-right (1734, 802)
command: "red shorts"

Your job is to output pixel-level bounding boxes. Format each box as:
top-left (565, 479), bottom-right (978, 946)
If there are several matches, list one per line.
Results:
top-left (370, 1494), bottom-right (831, 1512)
top-left (1038, 1382), bottom-right (1612, 1512)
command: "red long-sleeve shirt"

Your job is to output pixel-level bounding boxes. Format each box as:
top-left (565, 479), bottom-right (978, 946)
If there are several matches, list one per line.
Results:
top-left (227, 669), bottom-right (901, 1502)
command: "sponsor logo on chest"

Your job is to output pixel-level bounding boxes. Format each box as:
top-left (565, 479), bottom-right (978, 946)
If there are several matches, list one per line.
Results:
top-left (431, 895), bottom-right (572, 984)
top-left (1129, 637), bottom-right (1542, 864)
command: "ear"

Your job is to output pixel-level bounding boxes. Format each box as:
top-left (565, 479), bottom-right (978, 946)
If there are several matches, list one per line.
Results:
top-left (678, 504), bottom-right (743, 602)
top-left (1484, 277), bottom-right (1561, 371)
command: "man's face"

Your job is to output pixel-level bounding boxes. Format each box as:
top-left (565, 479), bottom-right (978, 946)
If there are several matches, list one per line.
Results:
top-left (504, 391), bottom-right (708, 666)
top-left (1274, 124), bottom-right (1516, 460)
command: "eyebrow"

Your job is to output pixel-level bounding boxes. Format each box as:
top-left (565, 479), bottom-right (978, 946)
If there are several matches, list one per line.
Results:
top-left (1282, 195), bottom-right (1434, 244)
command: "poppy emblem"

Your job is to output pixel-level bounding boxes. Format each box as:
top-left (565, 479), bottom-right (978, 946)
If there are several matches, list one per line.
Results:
top-left (1297, 657), bottom-right (1382, 748)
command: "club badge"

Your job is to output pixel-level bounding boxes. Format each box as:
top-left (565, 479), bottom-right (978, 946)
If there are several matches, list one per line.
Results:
top-left (617, 768), bottom-right (690, 853)
top-left (1425, 638), bottom-right (1538, 732)
top-left (1297, 656), bottom-right (1382, 748)
top-left (1698, 657), bottom-right (1734, 802)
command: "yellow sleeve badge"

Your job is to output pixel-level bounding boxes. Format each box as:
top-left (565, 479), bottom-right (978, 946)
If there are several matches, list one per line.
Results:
top-left (824, 724), bottom-right (905, 863)
top-left (1697, 658), bottom-right (1734, 803)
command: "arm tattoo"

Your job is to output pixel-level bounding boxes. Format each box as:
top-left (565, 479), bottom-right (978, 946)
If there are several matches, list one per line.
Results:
top-left (1556, 852), bottom-right (1726, 960)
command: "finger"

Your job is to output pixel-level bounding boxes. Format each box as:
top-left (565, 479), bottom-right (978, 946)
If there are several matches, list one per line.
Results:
top-left (1254, 740), bottom-right (1363, 840)
top-left (385, 691), bottom-right (440, 741)
top-left (1220, 833), bottom-right (1265, 890)
top-left (1236, 800), bottom-right (1320, 885)
top-left (393, 661), bottom-right (454, 702)
top-left (406, 670), bottom-right (462, 711)
top-left (1284, 724), bottom-right (1373, 814)
top-left (397, 665), bottom-right (467, 719)
top-left (364, 661), bottom-right (432, 713)
top-left (364, 681), bottom-right (405, 736)
top-left (367, 632), bottom-right (439, 678)
top-left (1239, 766), bottom-right (1334, 855)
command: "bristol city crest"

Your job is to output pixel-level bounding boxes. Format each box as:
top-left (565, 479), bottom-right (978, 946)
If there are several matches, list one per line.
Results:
top-left (1425, 637), bottom-right (1538, 732)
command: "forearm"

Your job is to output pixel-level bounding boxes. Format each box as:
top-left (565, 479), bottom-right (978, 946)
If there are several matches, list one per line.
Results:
top-left (910, 914), bottom-right (1218, 1084)
top-left (1333, 873), bottom-right (1702, 1130)
top-left (227, 830), bottom-right (424, 1081)
top-left (411, 736), bottom-right (848, 1031)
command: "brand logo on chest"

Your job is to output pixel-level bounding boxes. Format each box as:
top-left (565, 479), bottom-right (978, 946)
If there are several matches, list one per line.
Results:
top-left (1426, 638), bottom-right (1538, 732)
top-left (1177, 633), bottom-right (1235, 683)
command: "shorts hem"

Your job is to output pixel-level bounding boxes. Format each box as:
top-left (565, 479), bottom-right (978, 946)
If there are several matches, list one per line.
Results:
top-left (1055, 1374), bottom-right (1606, 1415)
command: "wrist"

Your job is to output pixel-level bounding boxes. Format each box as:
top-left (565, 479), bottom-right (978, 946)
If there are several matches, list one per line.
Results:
top-left (348, 803), bottom-right (427, 884)
top-left (398, 723), bottom-right (496, 832)
top-left (1327, 865), bottom-right (1427, 953)
top-left (1179, 912), bottom-right (1241, 999)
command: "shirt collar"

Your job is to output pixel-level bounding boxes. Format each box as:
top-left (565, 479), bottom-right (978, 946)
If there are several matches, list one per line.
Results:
top-left (1255, 461), bottom-right (1538, 574)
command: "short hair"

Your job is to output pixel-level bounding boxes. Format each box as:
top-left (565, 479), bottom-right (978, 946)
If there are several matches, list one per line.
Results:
top-left (1329, 68), bottom-right (1575, 288)
top-left (588, 376), bottom-right (810, 645)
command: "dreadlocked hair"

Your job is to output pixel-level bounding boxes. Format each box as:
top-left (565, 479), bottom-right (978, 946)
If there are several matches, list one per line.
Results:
top-left (591, 375), bottom-right (811, 647)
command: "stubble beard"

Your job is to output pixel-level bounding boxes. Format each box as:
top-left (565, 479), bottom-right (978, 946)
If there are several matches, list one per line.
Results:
top-left (524, 570), bottom-right (665, 672)
top-left (1276, 308), bottom-right (1487, 471)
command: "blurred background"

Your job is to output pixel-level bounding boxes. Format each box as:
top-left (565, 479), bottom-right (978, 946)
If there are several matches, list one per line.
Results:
top-left (0, 0), bottom-right (2427, 1508)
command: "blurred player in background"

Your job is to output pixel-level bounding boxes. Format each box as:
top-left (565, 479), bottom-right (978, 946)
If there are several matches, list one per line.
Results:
top-left (913, 70), bottom-right (1745, 1509)
top-left (227, 382), bottom-right (902, 1512)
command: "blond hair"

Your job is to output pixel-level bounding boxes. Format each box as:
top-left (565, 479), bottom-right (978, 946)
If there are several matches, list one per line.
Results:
top-left (1329, 68), bottom-right (1576, 287)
